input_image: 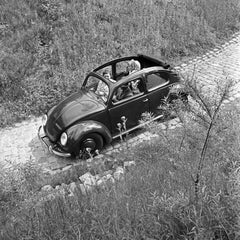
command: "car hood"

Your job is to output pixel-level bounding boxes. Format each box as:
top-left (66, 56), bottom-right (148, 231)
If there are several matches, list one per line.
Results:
top-left (45, 90), bottom-right (105, 141)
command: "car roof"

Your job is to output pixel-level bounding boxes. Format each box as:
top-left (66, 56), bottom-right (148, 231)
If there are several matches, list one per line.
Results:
top-left (93, 54), bottom-right (171, 72)
top-left (85, 65), bottom-right (179, 93)
top-left (106, 66), bottom-right (168, 87)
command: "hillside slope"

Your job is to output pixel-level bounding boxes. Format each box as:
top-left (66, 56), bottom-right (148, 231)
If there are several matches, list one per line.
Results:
top-left (0, 0), bottom-right (240, 127)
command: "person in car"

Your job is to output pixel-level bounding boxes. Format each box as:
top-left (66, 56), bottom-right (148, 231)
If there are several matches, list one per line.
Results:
top-left (127, 61), bottom-right (141, 95)
top-left (102, 68), bottom-right (116, 83)
top-left (130, 79), bottom-right (140, 94)
top-left (96, 69), bottom-right (115, 101)
top-left (96, 69), bottom-right (115, 95)
top-left (112, 83), bottom-right (134, 103)
top-left (113, 62), bottom-right (141, 102)
top-left (120, 84), bottom-right (134, 99)
top-left (128, 60), bottom-right (141, 74)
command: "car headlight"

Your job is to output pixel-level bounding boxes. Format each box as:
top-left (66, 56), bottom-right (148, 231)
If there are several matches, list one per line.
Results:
top-left (60, 132), bottom-right (68, 146)
top-left (42, 114), bottom-right (48, 126)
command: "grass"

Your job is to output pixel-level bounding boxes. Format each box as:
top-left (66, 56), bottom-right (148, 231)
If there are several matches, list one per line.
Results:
top-left (1, 127), bottom-right (239, 239)
top-left (1, 75), bottom-right (240, 239)
top-left (0, 0), bottom-right (240, 128)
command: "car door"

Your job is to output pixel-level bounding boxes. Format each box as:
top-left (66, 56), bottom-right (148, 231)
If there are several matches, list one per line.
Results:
top-left (145, 70), bottom-right (171, 115)
top-left (108, 78), bottom-right (149, 136)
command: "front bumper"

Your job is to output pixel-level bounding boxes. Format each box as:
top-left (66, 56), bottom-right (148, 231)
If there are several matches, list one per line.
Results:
top-left (38, 125), bottom-right (71, 158)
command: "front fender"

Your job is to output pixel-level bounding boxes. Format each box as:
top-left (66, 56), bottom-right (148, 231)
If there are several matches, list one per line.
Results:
top-left (64, 121), bottom-right (112, 153)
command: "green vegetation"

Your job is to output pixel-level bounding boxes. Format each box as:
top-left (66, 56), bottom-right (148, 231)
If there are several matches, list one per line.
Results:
top-left (1, 0), bottom-right (240, 127)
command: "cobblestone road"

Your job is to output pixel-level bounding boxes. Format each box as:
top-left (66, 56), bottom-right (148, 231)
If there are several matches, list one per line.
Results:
top-left (0, 33), bottom-right (240, 172)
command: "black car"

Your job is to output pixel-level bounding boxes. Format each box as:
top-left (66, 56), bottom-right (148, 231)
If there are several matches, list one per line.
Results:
top-left (38, 54), bottom-right (186, 158)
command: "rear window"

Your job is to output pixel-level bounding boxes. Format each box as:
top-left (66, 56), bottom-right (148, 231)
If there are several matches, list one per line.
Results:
top-left (146, 72), bottom-right (169, 91)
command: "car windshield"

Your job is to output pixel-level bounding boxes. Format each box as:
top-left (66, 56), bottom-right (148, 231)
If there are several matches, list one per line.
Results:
top-left (83, 75), bottom-right (109, 104)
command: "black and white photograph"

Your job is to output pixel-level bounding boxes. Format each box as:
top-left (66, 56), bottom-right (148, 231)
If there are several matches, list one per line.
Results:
top-left (1, 0), bottom-right (240, 239)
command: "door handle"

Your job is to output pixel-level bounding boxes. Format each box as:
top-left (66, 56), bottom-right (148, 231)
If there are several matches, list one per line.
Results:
top-left (143, 99), bottom-right (148, 102)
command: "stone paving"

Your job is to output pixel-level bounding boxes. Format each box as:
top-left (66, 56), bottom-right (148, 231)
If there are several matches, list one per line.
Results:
top-left (0, 115), bottom-right (178, 172)
top-left (0, 32), bottom-right (240, 173)
top-left (175, 34), bottom-right (240, 96)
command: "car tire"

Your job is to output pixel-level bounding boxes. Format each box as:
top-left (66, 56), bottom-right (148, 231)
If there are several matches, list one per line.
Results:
top-left (77, 133), bottom-right (104, 160)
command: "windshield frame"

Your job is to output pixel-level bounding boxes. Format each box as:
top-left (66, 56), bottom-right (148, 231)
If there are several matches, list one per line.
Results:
top-left (82, 72), bottom-right (114, 104)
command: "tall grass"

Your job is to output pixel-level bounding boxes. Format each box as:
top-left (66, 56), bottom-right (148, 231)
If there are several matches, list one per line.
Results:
top-left (0, 0), bottom-right (240, 127)
top-left (1, 75), bottom-right (240, 239)
top-left (1, 121), bottom-right (239, 239)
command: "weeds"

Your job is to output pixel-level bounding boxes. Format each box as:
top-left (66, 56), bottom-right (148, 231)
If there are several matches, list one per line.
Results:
top-left (138, 72), bottom-right (240, 239)
top-left (1, 97), bottom-right (240, 239)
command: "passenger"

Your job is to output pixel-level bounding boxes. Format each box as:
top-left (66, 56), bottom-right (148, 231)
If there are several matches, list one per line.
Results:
top-left (102, 68), bottom-right (116, 83)
top-left (112, 62), bottom-right (141, 102)
top-left (112, 84), bottom-right (133, 102)
top-left (96, 80), bottom-right (109, 99)
top-left (130, 80), bottom-right (140, 94)
top-left (128, 60), bottom-right (141, 74)
top-left (120, 84), bottom-right (133, 99)
top-left (96, 69), bottom-right (116, 98)
top-left (95, 70), bottom-right (111, 100)
top-left (133, 60), bottom-right (141, 72)
top-left (126, 59), bottom-right (134, 74)
top-left (112, 87), bottom-right (123, 102)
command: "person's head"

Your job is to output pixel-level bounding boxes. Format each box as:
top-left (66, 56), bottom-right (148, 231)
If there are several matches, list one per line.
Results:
top-left (134, 60), bottom-right (141, 71)
top-left (127, 59), bottom-right (135, 73)
top-left (102, 68), bottom-right (111, 80)
top-left (128, 60), bottom-right (141, 74)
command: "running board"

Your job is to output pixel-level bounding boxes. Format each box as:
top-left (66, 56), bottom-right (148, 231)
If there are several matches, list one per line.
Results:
top-left (112, 114), bottom-right (164, 140)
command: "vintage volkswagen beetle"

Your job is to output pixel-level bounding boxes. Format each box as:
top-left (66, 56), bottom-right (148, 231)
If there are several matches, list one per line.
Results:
top-left (38, 54), bottom-right (186, 158)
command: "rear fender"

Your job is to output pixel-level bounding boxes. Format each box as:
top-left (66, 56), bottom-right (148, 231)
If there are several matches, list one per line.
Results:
top-left (65, 121), bottom-right (112, 152)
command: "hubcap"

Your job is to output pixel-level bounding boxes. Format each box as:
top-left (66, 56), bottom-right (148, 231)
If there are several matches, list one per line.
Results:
top-left (78, 137), bottom-right (98, 160)
top-left (82, 138), bottom-right (96, 151)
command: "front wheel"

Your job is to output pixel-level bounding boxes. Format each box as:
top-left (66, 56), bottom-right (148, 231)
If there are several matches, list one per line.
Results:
top-left (76, 133), bottom-right (104, 160)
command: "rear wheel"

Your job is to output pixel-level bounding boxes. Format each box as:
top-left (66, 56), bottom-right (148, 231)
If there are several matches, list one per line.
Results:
top-left (77, 133), bottom-right (103, 160)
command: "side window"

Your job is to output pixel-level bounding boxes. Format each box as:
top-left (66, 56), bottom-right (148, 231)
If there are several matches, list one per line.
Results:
top-left (112, 79), bottom-right (143, 103)
top-left (146, 72), bottom-right (169, 91)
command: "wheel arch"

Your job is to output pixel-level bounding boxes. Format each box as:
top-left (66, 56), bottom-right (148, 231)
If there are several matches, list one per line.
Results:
top-left (64, 120), bottom-right (112, 153)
